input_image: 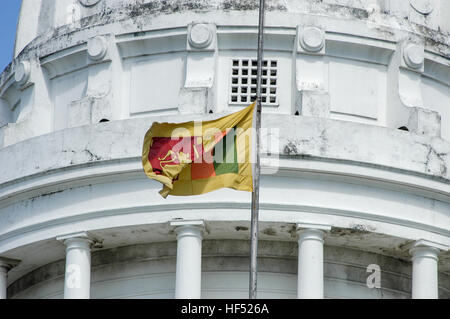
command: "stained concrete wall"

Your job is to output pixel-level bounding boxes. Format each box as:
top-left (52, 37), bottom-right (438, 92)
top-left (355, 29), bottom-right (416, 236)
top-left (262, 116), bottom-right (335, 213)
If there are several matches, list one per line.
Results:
top-left (11, 241), bottom-right (448, 299)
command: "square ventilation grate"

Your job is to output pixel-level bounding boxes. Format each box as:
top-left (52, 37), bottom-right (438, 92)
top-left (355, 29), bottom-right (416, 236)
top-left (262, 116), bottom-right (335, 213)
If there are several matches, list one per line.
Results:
top-left (229, 59), bottom-right (278, 106)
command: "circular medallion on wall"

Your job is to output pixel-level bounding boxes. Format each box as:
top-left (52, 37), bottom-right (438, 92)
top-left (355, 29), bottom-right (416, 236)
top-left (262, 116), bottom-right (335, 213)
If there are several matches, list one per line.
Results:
top-left (299, 27), bottom-right (324, 53)
top-left (78, 0), bottom-right (101, 7)
top-left (15, 61), bottom-right (31, 86)
top-left (410, 0), bottom-right (434, 15)
top-left (87, 36), bottom-right (108, 61)
top-left (403, 44), bottom-right (424, 69)
top-left (188, 24), bottom-right (213, 49)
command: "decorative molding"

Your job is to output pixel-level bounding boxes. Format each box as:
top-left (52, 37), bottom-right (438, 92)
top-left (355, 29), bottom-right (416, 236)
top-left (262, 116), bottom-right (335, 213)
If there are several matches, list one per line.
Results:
top-left (56, 231), bottom-right (101, 249)
top-left (170, 219), bottom-right (205, 229)
top-left (423, 54), bottom-right (450, 87)
top-left (403, 43), bottom-right (424, 70)
top-left (2, 145), bottom-right (450, 210)
top-left (404, 239), bottom-right (449, 253)
top-left (188, 24), bottom-right (213, 49)
top-left (0, 257), bottom-right (20, 270)
top-left (116, 28), bottom-right (186, 59)
top-left (78, 0), bottom-right (101, 7)
top-left (56, 231), bottom-right (94, 242)
top-left (296, 223), bottom-right (331, 232)
top-left (87, 36), bottom-right (108, 61)
top-left (325, 33), bottom-right (395, 65)
top-left (40, 44), bottom-right (87, 79)
top-left (187, 23), bottom-right (216, 51)
top-left (14, 61), bottom-right (31, 87)
top-left (1, 199), bottom-right (450, 255)
top-left (299, 26), bottom-right (325, 53)
top-left (410, 0), bottom-right (434, 15)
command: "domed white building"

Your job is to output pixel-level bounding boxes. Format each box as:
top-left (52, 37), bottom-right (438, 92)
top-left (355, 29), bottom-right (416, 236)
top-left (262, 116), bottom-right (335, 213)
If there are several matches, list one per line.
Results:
top-left (0, 0), bottom-right (449, 299)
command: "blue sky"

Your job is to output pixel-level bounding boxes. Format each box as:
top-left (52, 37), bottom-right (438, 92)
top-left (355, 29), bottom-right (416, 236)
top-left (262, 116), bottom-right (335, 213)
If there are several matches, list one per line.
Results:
top-left (0, 1), bottom-right (22, 73)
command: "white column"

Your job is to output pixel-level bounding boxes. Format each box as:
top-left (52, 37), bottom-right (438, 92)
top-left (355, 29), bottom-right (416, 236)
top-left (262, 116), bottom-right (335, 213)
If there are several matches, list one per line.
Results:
top-left (57, 232), bottom-right (94, 299)
top-left (296, 223), bottom-right (331, 299)
top-left (408, 240), bottom-right (447, 299)
top-left (171, 220), bottom-right (204, 299)
top-left (0, 267), bottom-right (6, 300)
top-left (0, 257), bottom-right (20, 299)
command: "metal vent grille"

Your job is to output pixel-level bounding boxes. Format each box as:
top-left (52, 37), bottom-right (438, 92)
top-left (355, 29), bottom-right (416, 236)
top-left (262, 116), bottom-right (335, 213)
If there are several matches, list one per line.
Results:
top-left (229, 59), bottom-right (278, 106)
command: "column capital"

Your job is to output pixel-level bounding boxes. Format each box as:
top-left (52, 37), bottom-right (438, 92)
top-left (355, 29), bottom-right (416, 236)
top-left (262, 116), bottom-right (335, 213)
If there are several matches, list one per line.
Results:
top-left (170, 219), bottom-right (204, 227)
top-left (296, 224), bottom-right (331, 245)
top-left (171, 220), bottom-right (205, 241)
top-left (405, 239), bottom-right (449, 258)
top-left (296, 223), bottom-right (331, 233)
top-left (170, 219), bottom-right (205, 232)
top-left (57, 231), bottom-right (98, 250)
top-left (0, 257), bottom-right (20, 271)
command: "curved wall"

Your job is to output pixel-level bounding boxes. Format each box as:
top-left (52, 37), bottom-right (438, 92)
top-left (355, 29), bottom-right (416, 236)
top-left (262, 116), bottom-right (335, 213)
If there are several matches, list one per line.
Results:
top-left (0, 0), bottom-right (449, 299)
top-left (12, 241), bottom-right (448, 299)
top-left (1, 0), bottom-right (449, 146)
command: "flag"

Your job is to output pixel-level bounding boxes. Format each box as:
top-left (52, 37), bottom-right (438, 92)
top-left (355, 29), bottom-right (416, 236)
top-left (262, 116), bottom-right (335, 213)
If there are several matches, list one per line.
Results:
top-left (142, 103), bottom-right (255, 198)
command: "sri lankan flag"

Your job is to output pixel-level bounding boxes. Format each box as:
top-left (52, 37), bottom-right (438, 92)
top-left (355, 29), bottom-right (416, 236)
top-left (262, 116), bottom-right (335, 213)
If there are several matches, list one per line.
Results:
top-left (142, 103), bottom-right (255, 198)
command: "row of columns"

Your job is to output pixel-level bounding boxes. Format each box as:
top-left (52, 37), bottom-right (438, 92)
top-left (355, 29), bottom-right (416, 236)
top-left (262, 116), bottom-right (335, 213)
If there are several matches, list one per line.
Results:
top-left (297, 226), bottom-right (447, 299)
top-left (0, 222), bottom-right (447, 299)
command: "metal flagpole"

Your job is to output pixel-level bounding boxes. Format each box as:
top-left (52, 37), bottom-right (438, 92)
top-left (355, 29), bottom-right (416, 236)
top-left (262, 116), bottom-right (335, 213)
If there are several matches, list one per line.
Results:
top-left (249, 0), bottom-right (265, 300)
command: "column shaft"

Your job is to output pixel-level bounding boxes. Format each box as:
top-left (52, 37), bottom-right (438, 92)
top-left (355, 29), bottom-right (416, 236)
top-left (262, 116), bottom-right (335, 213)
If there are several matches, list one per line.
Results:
top-left (62, 237), bottom-right (93, 299)
top-left (410, 246), bottom-right (439, 299)
top-left (0, 267), bottom-right (7, 299)
top-left (174, 225), bottom-right (203, 299)
top-left (297, 229), bottom-right (325, 299)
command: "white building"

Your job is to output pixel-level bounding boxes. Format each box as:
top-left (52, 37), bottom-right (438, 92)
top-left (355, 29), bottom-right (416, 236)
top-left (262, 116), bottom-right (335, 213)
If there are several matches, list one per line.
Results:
top-left (0, 0), bottom-right (449, 299)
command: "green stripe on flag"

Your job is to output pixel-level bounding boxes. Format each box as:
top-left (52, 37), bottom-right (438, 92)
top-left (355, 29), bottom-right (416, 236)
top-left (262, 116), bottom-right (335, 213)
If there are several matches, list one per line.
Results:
top-left (213, 129), bottom-right (239, 176)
